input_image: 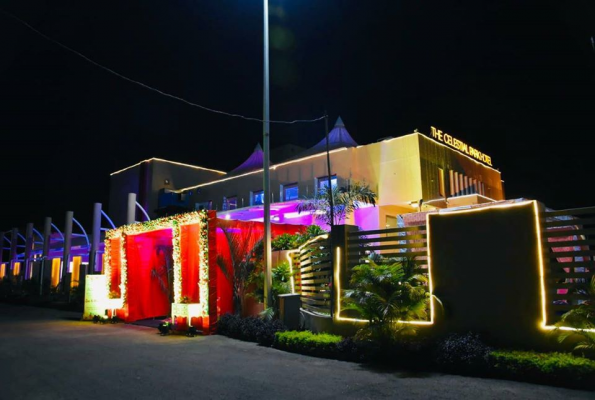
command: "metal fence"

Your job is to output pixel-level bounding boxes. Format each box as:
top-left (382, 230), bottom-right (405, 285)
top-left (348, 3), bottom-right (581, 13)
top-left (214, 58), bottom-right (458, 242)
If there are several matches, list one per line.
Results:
top-left (346, 224), bottom-right (428, 271)
top-left (542, 206), bottom-right (595, 324)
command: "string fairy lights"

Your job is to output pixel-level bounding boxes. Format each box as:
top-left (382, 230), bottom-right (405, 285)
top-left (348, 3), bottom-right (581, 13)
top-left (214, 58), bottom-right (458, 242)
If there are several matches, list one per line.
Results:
top-left (104, 211), bottom-right (211, 317)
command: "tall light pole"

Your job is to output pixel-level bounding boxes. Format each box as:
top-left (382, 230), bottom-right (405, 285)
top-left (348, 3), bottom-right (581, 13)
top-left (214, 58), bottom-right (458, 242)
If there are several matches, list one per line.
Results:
top-left (262, 0), bottom-right (272, 308)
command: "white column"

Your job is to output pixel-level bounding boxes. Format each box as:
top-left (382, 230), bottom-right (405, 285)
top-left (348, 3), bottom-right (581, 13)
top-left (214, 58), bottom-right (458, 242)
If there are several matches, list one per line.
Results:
top-left (40, 217), bottom-right (52, 295)
top-left (25, 223), bottom-right (33, 279)
top-left (89, 203), bottom-right (102, 274)
top-left (9, 228), bottom-right (18, 275)
top-left (127, 193), bottom-right (137, 225)
top-left (62, 211), bottom-right (74, 284)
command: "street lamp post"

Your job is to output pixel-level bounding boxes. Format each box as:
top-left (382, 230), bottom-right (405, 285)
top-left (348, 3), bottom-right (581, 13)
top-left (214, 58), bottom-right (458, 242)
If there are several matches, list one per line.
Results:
top-left (262, 0), bottom-right (272, 309)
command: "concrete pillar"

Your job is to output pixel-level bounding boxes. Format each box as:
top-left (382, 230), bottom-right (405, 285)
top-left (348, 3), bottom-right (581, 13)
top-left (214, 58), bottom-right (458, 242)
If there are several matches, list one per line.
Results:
top-left (330, 224), bottom-right (359, 319)
top-left (62, 211), bottom-right (74, 285)
top-left (40, 217), bottom-right (52, 295)
top-left (25, 223), bottom-right (34, 280)
top-left (89, 203), bottom-right (102, 274)
top-left (127, 193), bottom-right (137, 225)
top-left (9, 228), bottom-right (18, 275)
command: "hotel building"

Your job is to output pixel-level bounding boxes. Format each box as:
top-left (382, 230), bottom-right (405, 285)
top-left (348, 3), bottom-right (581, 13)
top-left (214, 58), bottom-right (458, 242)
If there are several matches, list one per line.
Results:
top-left (109, 118), bottom-right (504, 230)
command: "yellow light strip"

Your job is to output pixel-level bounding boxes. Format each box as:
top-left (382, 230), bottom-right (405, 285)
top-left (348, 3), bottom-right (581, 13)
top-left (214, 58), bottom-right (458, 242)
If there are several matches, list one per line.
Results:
top-left (426, 212), bottom-right (436, 325)
top-left (174, 148), bottom-right (349, 193)
top-left (426, 199), bottom-right (594, 333)
top-left (418, 133), bottom-right (501, 173)
top-left (333, 240), bottom-right (434, 325)
top-left (437, 200), bottom-right (532, 215)
top-left (533, 201), bottom-right (549, 330)
top-left (425, 193), bottom-right (497, 204)
top-left (286, 249), bottom-right (300, 294)
top-left (110, 158), bottom-right (227, 176)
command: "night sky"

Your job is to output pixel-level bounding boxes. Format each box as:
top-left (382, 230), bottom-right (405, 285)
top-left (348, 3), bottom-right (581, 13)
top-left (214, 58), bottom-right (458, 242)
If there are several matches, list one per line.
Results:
top-left (1, 1), bottom-right (594, 230)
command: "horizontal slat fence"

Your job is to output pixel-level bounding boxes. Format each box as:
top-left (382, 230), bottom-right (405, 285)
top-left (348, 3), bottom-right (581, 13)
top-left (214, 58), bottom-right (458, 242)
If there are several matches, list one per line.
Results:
top-left (299, 236), bottom-right (332, 314)
top-left (289, 251), bottom-right (302, 294)
top-left (542, 206), bottom-right (595, 324)
top-left (343, 224), bottom-right (429, 321)
top-left (346, 225), bottom-right (428, 269)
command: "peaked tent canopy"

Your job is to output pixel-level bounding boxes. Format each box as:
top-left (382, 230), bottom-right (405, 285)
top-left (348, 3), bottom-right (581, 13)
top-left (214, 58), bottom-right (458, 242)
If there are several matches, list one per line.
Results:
top-left (229, 144), bottom-right (264, 175)
top-left (292, 116), bottom-right (358, 160)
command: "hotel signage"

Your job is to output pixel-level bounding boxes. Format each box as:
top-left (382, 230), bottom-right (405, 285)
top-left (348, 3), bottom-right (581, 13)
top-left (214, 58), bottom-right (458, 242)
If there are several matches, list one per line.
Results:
top-left (430, 126), bottom-right (493, 166)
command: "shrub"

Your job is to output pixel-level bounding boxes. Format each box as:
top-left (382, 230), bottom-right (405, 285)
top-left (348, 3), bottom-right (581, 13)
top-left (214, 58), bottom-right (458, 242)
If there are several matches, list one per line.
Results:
top-left (271, 234), bottom-right (295, 251)
top-left (435, 333), bottom-right (491, 373)
top-left (275, 331), bottom-right (342, 358)
top-left (216, 313), bottom-right (242, 338)
top-left (489, 350), bottom-right (595, 390)
top-left (240, 316), bottom-right (265, 342)
top-left (217, 313), bottom-right (286, 346)
top-left (256, 318), bottom-right (286, 347)
top-left (336, 337), bottom-right (362, 361)
top-left (343, 260), bottom-right (429, 343)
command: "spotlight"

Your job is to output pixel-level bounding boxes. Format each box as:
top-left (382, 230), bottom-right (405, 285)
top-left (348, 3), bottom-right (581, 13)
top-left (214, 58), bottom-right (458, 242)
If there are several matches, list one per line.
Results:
top-left (187, 326), bottom-right (198, 337)
top-left (158, 322), bottom-right (170, 336)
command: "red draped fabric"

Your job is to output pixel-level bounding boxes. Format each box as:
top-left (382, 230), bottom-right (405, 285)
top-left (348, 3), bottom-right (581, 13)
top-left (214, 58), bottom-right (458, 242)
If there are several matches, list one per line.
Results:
top-left (125, 229), bottom-right (173, 322)
top-left (214, 219), bottom-right (305, 316)
top-left (180, 224), bottom-right (200, 303)
top-left (108, 237), bottom-right (122, 298)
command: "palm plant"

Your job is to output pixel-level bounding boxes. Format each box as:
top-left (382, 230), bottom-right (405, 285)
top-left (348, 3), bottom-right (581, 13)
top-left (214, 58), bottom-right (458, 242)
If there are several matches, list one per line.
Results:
top-left (151, 244), bottom-right (175, 305)
top-left (296, 180), bottom-right (376, 226)
top-left (343, 258), bottom-right (430, 342)
top-left (216, 225), bottom-right (263, 315)
top-left (555, 275), bottom-right (595, 356)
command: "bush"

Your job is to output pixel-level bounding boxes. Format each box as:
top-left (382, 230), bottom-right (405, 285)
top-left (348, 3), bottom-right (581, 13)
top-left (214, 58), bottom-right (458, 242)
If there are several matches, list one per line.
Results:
top-left (240, 316), bottom-right (265, 342)
top-left (256, 318), bottom-right (286, 346)
top-left (435, 333), bottom-right (491, 373)
top-left (217, 313), bottom-right (242, 338)
top-left (275, 331), bottom-right (342, 358)
top-left (488, 350), bottom-right (595, 390)
top-left (271, 234), bottom-right (295, 251)
top-left (217, 313), bottom-right (286, 346)
top-left (336, 337), bottom-right (362, 361)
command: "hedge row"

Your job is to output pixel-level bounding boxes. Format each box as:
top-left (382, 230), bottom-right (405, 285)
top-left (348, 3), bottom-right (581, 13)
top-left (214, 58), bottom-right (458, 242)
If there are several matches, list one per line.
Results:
top-left (271, 331), bottom-right (595, 391)
top-left (488, 350), bottom-right (595, 390)
top-left (217, 316), bottom-right (595, 391)
top-left (274, 331), bottom-right (342, 358)
top-left (216, 314), bottom-right (285, 346)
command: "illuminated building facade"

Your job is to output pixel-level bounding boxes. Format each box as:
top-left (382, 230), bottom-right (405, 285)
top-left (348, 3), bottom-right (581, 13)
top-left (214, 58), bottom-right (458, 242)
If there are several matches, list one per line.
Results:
top-left (109, 119), bottom-right (504, 231)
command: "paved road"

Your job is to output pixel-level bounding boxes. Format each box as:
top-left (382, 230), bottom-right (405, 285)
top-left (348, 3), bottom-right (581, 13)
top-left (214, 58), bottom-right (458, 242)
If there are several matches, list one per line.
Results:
top-left (0, 304), bottom-right (592, 400)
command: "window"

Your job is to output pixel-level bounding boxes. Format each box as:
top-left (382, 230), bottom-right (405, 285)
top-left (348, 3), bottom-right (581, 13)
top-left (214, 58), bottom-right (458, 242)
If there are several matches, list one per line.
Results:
top-left (252, 190), bottom-right (264, 206)
top-left (318, 175), bottom-right (337, 190)
top-left (449, 170), bottom-right (455, 196)
top-left (283, 183), bottom-right (299, 201)
top-left (223, 196), bottom-right (237, 210)
top-left (453, 172), bottom-right (460, 195)
top-left (438, 168), bottom-right (445, 197)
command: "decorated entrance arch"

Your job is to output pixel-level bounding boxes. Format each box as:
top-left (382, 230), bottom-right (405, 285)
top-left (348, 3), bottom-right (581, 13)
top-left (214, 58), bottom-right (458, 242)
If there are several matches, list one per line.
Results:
top-left (101, 210), bottom-right (305, 333)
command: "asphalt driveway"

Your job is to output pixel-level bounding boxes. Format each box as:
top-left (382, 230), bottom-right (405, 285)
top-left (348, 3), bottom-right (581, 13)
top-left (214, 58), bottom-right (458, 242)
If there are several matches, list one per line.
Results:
top-left (0, 304), bottom-right (592, 400)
